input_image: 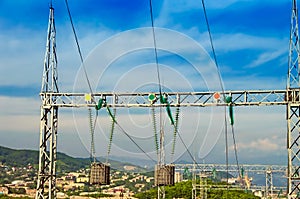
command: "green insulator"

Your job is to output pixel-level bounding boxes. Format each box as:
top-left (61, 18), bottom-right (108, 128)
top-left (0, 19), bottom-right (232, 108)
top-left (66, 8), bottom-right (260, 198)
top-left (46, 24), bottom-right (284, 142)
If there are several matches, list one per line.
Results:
top-left (106, 107), bottom-right (116, 123)
top-left (160, 94), bottom-right (167, 104)
top-left (229, 105), bottom-right (234, 125)
top-left (95, 98), bottom-right (103, 110)
top-left (166, 105), bottom-right (175, 125)
top-left (225, 95), bottom-right (232, 103)
top-left (212, 168), bottom-right (217, 178)
top-left (241, 167), bottom-right (244, 178)
top-left (226, 95), bottom-right (234, 125)
top-left (184, 167), bottom-right (189, 174)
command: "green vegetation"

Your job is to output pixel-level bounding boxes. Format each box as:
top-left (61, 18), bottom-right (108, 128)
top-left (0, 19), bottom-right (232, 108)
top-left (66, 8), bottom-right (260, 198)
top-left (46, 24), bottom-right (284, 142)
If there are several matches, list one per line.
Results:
top-left (0, 145), bottom-right (90, 172)
top-left (0, 145), bottom-right (260, 198)
top-left (0, 145), bottom-right (147, 173)
top-left (63, 184), bottom-right (115, 197)
top-left (134, 180), bottom-right (260, 199)
top-left (0, 146), bottom-right (38, 168)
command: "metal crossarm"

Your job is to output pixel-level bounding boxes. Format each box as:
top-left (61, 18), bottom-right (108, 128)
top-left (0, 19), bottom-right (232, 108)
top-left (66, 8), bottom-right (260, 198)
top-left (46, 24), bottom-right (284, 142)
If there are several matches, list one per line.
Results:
top-left (40, 89), bottom-right (291, 108)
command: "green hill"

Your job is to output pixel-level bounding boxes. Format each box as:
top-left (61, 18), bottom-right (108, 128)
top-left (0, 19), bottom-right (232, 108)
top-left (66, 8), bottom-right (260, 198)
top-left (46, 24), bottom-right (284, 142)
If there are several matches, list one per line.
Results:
top-left (0, 145), bottom-right (147, 173)
top-left (0, 146), bottom-right (38, 167)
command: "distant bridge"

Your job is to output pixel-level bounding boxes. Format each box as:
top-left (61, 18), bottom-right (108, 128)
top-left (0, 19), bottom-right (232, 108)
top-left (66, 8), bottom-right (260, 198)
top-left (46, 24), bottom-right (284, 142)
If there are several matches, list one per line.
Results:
top-left (175, 163), bottom-right (287, 173)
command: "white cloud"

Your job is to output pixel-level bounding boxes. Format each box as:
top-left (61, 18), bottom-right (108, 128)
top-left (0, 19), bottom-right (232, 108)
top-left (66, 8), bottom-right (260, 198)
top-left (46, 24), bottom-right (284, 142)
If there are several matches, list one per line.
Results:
top-left (213, 33), bottom-right (287, 52)
top-left (0, 96), bottom-right (40, 116)
top-left (158, 0), bottom-right (248, 17)
top-left (205, 0), bottom-right (249, 9)
top-left (0, 30), bottom-right (45, 86)
top-left (246, 49), bottom-right (287, 68)
top-left (225, 106), bottom-right (286, 157)
top-left (0, 96), bottom-right (40, 132)
top-left (233, 138), bottom-right (281, 152)
top-left (0, 115), bottom-right (39, 133)
top-left (205, 0), bottom-right (287, 9)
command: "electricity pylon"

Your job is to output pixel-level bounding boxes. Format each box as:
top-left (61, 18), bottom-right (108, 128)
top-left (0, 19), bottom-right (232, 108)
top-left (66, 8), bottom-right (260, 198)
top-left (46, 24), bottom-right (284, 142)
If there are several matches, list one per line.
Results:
top-left (287, 0), bottom-right (300, 198)
top-left (36, 5), bottom-right (59, 199)
top-left (35, 1), bottom-right (300, 198)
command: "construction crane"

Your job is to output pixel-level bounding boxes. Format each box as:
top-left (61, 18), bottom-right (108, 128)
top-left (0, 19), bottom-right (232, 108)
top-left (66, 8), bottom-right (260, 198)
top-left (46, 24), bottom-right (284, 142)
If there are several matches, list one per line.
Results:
top-left (35, 1), bottom-right (300, 199)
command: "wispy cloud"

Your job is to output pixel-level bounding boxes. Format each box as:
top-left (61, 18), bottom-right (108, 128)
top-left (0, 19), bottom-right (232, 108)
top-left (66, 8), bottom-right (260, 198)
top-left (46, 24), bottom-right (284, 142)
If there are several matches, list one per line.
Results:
top-left (213, 33), bottom-right (287, 52)
top-left (231, 137), bottom-right (284, 153)
top-left (246, 49), bottom-right (287, 68)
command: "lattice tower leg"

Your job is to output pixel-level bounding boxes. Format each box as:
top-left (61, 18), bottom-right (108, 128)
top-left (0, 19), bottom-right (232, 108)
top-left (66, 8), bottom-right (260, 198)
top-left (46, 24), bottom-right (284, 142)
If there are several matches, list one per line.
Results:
top-left (265, 167), bottom-right (273, 198)
top-left (200, 174), bottom-right (207, 199)
top-left (192, 170), bottom-right (197, 199)
top-left (158, 185), bottom-right (165, 199)
top-left (192, 185), bottom-right (197, 199)
top-left (287, 0), bottom-right (300, 197)
top-left (287, 104), bottom-right (300, 199)
top-left (36, 105), bottom-right (58, 199)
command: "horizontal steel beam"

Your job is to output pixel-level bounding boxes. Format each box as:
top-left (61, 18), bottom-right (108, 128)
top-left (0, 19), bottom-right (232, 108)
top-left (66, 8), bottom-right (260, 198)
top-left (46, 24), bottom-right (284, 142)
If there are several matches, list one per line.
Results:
top-left (40, 89), bottom-right (300, 108)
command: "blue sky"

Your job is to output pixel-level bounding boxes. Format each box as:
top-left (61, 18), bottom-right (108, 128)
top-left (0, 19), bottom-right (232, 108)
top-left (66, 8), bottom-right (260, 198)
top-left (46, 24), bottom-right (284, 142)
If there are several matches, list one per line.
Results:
top-left (0, 0), bottom-right (292, 165)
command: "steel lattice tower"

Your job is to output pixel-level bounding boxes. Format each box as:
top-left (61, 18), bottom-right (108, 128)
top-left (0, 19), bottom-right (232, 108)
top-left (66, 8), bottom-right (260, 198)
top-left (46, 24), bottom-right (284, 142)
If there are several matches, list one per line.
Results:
top-left (287, 0), bottom-right (300, 198)
top-left (36, 5), bottom-right (59, 199)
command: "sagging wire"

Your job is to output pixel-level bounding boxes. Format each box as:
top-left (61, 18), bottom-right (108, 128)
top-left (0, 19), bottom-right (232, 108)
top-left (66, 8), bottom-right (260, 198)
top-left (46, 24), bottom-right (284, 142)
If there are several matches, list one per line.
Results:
top-left (114, 119), bottom-right (157, 164)
top-left (65, 0), bottom-right (93, 96)
top-left (97, 99), bottom-right (157, 164)
top-left (201, 0), bottom-right (242, 192)
top-left (65, 0), bottom-right (156, 166)
top-left (65, 0), bottom-right (99, 166)
top-left (106, 108), bottom-right (116, 164)
top-left (231, 126), bottom-right (240, 176)
top-left (149, 0), bottom-right (162, 95)
top-left (176, 128), bottom-right (200, 168)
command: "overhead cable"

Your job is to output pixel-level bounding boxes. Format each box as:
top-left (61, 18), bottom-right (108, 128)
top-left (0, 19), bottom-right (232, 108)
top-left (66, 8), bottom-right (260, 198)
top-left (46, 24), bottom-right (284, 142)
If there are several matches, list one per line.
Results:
top-left (64, 0), bottom-right (94, 96)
